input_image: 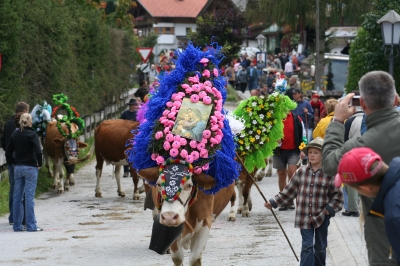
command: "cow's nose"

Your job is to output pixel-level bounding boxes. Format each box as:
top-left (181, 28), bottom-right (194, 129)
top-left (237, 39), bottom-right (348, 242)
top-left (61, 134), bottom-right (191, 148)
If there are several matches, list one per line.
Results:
top-left (161, 212), bottom-right (179, 226)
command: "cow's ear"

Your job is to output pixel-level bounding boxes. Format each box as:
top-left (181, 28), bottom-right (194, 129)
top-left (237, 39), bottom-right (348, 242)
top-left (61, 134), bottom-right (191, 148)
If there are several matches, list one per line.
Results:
top-left (192, 172), bottom-right (215, 191)
top-left (78, 142), bottom-right (88, 148)
top-left (53, 138), bottom-right (64, 146)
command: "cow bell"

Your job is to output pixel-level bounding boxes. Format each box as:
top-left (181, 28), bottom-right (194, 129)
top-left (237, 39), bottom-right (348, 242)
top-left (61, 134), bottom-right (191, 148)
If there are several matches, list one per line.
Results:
top-left (149, 214), bottom-right (183, 255)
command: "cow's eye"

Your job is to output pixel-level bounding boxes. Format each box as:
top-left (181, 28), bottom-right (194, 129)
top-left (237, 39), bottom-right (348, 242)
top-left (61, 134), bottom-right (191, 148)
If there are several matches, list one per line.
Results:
top-left (184, 183), bottom-right (193, 190)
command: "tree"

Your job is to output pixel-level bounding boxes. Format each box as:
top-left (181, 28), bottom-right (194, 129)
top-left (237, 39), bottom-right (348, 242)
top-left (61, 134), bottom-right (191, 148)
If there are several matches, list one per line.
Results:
top-left (246, 0), bottom-right (372, 90)
top-left (347, 0), bottom-right (400, 92)
top-left (188, 2), bottom-right (247, 61)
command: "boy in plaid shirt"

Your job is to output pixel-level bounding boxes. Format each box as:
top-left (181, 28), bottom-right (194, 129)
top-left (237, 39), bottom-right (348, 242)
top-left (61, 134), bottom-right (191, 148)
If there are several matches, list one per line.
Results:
top-left (265, 137), bottom-right (343, 266)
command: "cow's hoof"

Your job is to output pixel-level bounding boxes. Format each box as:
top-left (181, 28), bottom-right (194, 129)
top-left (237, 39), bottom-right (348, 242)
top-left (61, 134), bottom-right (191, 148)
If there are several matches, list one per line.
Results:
top-left (242, 206), bottom-right (250, 217)
top-left (227, 211), bottom-right (236, 222)
top-left (52, 185), bottom-right (57, 189)
top-left (266, 171), bottom-right (272, 177)
top-left (118, 192), bottom-right (126, 197)
top-left (57, 189), bottom-right (64, 194)
top-left (237, 208), bottom-right (242, 214)
top-left (70, 182), bottom-right (75, 186)
top-left (65, 187), bottom-right (69, 192)
top-left (133, 192), bottom-right (140, 200)
top-left (95, 192), bottom-right (102, 198)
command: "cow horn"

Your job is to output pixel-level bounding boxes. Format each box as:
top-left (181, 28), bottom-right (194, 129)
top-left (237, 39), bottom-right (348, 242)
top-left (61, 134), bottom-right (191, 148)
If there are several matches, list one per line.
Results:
top-left (138, 166), bottom-right (159, 183)
top-left (192, 172), bottom-right (215, 191)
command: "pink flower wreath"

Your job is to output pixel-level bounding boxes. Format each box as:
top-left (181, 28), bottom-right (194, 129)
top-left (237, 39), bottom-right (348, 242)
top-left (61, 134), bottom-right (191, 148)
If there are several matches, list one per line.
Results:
top-left (150, 58), bottom-right (224, 174)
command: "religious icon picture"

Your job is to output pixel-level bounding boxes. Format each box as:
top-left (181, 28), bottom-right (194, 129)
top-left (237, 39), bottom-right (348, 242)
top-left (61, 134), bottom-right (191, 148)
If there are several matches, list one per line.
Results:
top-left (172, 98), bottom-right (213, 141)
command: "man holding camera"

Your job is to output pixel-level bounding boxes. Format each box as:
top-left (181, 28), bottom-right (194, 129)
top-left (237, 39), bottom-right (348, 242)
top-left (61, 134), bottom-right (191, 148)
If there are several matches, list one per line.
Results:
top-left (322, 71), bottom-right (400, 265)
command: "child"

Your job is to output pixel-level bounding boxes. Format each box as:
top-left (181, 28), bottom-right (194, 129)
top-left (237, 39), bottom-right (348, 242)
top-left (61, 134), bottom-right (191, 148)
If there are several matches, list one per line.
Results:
top-left (265, 137), bottom-right (343, 266)
top-left (335, 147), bottom-right (400, 262)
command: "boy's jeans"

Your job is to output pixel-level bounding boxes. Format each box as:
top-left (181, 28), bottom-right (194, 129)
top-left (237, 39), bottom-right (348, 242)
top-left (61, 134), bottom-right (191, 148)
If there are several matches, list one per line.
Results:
top-left (300, 215), bottom-right (330, 266)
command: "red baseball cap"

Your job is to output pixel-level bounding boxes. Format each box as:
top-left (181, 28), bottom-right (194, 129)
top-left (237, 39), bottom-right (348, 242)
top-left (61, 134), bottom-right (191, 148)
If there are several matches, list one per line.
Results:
top-left (334, 147), bottom-right (383, 187)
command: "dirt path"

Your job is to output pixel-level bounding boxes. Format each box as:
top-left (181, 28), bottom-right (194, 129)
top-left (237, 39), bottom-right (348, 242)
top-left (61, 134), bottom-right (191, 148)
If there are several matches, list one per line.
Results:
top-left (0, 160), bottom-right (335, 266)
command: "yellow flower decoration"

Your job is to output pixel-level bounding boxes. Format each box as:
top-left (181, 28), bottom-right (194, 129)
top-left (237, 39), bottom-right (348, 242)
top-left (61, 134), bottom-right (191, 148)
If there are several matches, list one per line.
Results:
top-left (299, 142), bottom-right (306, 150)
top-left (238, 140), bottom-right (244, 144)
top-left (256, 129), bottom-right (261, 135)
top-left (250, 137), bottom-right (255, 143)
top-left (267, 112), bottom-right (272, 118)
top-left (246, 107), bottom-right (252, 112)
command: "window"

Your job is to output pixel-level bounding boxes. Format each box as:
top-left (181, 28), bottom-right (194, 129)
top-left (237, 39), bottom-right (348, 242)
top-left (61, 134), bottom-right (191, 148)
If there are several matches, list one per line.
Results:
top-left (154, 27), bottom-right (174, 35)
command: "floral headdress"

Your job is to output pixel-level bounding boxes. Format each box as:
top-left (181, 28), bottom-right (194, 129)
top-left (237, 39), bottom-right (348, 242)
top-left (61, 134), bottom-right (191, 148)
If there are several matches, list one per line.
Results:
top-left (31, 101), bottom-right (52, 136)
top-left (233, 93), bottom-right (297, 172)
top-left (51, 94), bottom-right (85, 139)
top-left (125, 43), bottom-right (239, 194)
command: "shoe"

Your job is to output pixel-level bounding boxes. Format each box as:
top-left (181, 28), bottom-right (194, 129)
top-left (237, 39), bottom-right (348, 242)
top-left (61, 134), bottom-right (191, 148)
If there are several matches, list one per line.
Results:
top-left (289, 204), bottom-right (295, 210)
top-left (279, 205), bottom-right (289, 211)
top-left (342, 211), bottom-right (359, 217)
top-left (123, 172), bottom-right (129, 178)
top-left (28, 227), bottom-right (43, 232)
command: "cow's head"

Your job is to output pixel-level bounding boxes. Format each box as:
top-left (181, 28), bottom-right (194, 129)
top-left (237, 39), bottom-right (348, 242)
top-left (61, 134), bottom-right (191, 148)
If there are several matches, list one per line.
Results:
top-left (53, 138), bottom-right (88, 164)
top-left (139, 162), bottom-right (216, 227)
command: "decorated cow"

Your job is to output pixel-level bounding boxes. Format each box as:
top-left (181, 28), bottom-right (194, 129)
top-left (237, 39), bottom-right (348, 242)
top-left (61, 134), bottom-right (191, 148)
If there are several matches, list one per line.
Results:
top-left (44, 94), bottom-right (93, 193)
top-left (125, 43), bottom-right (240, 265)
top-left (94, 119), bottom-right (142, 200)
top-left (232, 93), bottom-right (297, 218)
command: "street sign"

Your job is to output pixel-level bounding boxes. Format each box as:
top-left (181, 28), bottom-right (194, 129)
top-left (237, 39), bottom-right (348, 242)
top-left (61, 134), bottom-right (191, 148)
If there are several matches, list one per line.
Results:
top-left (136, 47), bottom-right (153, 63)
top-left (140, 63), bottom-right (150, 73)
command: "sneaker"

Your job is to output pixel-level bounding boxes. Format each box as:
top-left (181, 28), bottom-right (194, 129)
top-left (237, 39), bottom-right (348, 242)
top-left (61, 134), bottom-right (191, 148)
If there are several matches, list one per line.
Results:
top-left (123, 172), bottom-right (129, 178)
top-left (279, 205), bottom-right (289, 211)
top-left (342, 211), bottom-right (360, 217)
top-left (28, 227), bottom-right (43, 232)
top-left (288, 204), bottom-right (295, 210)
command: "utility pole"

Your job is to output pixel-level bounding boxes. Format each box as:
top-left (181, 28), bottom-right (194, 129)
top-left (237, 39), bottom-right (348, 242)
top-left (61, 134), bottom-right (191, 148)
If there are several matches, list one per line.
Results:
top-left (315, 0), bottom-right (320, 91)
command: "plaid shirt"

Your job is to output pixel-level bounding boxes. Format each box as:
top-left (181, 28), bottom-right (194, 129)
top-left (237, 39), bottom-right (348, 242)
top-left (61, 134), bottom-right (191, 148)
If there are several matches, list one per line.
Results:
top-left (270, 164), bottom-right (343, 229)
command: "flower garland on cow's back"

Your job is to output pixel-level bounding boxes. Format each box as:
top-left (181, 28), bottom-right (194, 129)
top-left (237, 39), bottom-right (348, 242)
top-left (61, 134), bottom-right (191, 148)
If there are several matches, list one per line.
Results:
top-left (51, 93), bottom-right (85, 139)
top-left (125, 43), bottom-right (240, 194)
top-left (233, 93), bottom-right (297, 172)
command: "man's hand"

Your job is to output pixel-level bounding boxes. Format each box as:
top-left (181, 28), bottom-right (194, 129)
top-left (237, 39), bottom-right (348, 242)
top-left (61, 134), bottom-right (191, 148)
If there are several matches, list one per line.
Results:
top-left (334, 93), bottom-right (356, 121)
top-left (264, 201), bottom-right (272, 210)
top-left (303, 107), bottom-right (308, 114)
top-left (300, 151), bottom-right (306, 159)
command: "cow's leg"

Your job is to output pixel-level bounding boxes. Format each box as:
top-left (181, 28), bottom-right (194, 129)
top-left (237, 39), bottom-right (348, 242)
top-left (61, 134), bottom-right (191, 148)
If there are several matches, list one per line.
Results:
top-left (64, 164), bottom-right (75, 192)
top-left (55, 161), bottom-right (65, 194)
top-left (170, 236), bottom-right (184, 266)
top-left (115, 165), bottom-right (125, 197)
top-left (227, 189), bottom-right (237, 222)
top-left (241, 175), bottom-right (253, 217)
top-left (130, 167), bottom-right (140, 200)
top-left (43, 150), bottom-right (53, 178)
top-left (189, 225), bottom-right (210, 266)
top-left (266, 156), bottom-right (273, 177)
top-left (236, 180), bottom-right (244, 214)
top-left (95, 151), bottom-right (104, 197)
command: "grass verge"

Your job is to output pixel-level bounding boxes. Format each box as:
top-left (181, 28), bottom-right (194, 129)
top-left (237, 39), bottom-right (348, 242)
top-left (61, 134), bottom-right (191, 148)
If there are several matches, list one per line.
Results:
top-left (0, 137), bottom-right (95, 218)
top-left (226, 84), bottom-right (238, 102)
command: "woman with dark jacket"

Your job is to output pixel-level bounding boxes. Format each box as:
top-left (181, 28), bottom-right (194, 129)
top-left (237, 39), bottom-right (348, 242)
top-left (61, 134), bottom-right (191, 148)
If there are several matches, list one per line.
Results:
top-left (236, 66), bottom-right (248, 93)
top-left (6, 113), bottom-right (43, 232)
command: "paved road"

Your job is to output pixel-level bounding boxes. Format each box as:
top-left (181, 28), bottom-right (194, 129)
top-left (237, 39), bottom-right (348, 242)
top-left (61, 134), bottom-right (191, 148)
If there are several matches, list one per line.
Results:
top-left (0, 158), bottom-right (367, 265)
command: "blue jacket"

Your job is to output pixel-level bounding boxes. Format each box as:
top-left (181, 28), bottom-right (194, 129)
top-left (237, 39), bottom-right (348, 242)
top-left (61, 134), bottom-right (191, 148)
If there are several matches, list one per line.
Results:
top-left (369, 157), bottom-right (400, 260)
top-left (294, 100), bottom-right (314, 129)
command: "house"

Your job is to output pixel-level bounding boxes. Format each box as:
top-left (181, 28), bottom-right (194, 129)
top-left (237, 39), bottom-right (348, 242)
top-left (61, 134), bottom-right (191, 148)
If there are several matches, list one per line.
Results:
top-left (133, 0), bottom-right (244, 59)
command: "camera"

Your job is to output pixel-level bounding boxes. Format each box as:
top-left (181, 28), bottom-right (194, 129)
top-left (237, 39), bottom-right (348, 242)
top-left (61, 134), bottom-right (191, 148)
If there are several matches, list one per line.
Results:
top-left (350, 95), bottom-right (361, 107)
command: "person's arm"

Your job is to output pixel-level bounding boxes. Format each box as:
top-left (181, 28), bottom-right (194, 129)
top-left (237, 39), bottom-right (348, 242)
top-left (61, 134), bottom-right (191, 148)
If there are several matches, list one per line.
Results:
top-left (0, 130), bottom-right (5, 150)
top-left (269, 171), bottom-right (299, 208)
top-left (5, 137), bottom-right (15, 165)
top-left (360, 113), bottom-right (368, 135)
top-left (32, 134), bottom-right (43, 167)
top-left (325, 178), bottom-right (344, 216)
top-left (343, 116), bottom-right (355, 142)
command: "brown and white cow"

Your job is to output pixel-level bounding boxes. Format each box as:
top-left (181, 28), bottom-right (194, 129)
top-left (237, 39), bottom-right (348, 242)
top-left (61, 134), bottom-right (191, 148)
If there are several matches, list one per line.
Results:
top-left (234, 156), bottom-right (273, 219)
top-left (94, 119), bottom-right (142, 200)
top-left (140, 166), bottom-right (235, 266)
top-left (44, 121), bottom-right (92, 193)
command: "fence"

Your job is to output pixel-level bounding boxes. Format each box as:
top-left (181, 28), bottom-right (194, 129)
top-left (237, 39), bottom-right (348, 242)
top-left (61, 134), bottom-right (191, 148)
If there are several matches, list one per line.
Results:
top-left (0, 89), bottom-right (137, 176)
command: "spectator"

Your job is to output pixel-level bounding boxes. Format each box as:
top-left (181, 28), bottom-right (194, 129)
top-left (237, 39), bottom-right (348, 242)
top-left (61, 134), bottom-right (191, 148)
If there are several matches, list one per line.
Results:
top-left (224, 61), bottom-right (236, 88)
top-left (236, 66), bottom-right (248, 93)
top-left (292, 89), bottom-right (314, 143)
top-left (134, 80), bottom-right (149, 103)
top-left (310, 94), bottom-right (326, 127)
top-left (266, 137), bottom-right (343, 266)
top-left (6, 113), bottom-right (43, 232)
top-left (284, 60), bottom-right (294, 78)
top-left (322, 71), bottom-right (400, 265)
top-left (247, 63), bottom-right (258, 91)
top-left (1, 102), bottom-right (29, 227)
top-left (148, 64), bottom-right (159, 84)
top-left (285, 77), bottom-right (298, 101)
top-left (335, 147), bottom-right (400, 261)
top-left (272, 110), bottom-right (304, 210)
top-left (312, 99), bottom-right (338, 139)
top-left (120, 99), bottom-right (139, 177)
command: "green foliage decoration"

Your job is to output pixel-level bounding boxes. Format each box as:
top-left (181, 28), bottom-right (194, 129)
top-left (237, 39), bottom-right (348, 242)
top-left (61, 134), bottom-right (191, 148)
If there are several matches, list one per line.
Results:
top-left (233, 93), bottom-right (297, 172)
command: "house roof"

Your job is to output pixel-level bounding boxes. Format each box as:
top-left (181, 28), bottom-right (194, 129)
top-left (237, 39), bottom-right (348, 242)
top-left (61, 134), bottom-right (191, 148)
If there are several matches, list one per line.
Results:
top-left (138, 0), bottom-right (209, 18)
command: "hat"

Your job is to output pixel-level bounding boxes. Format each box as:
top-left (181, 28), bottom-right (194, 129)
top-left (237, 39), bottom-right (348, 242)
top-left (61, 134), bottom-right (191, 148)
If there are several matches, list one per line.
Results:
top-left (302, 137), bottom-right (323, 154)
top-left (334, 147), bottom-right (383, 187)
top-left (312, 94), bottom-right (320, 99)
top-left (292, 88), bottom-right (302, 94)
top-left (268, 71), bottom-right (274, 75)
top-left (127, 99), bottom-right (138, 106)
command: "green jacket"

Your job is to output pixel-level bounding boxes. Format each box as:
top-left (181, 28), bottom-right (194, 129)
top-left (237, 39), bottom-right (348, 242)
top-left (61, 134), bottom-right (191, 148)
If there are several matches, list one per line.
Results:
top-left (323, 107), bottom-right (400, 266)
